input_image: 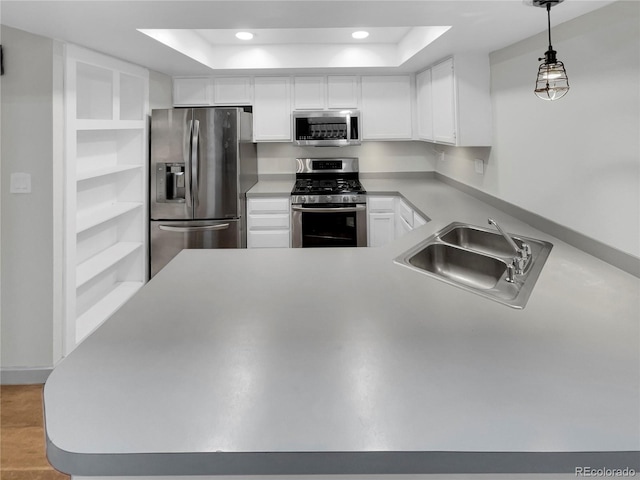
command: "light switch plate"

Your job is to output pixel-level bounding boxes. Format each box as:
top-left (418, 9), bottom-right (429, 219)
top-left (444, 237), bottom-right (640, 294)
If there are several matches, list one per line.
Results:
top-left (10, 172), bottom-right (32, 193)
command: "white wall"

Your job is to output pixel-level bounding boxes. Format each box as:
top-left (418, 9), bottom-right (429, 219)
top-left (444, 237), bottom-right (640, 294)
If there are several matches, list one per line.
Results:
top-left (436, 1), bottom-right (640, 257)
top-left (257, 141), bottom-right (436, 175)
top-left (0, 25), bottom-right (59, 371)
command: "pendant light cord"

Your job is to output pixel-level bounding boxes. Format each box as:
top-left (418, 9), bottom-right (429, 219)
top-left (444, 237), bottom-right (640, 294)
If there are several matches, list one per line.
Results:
top-left (547, 2), bottom-right (553, 49)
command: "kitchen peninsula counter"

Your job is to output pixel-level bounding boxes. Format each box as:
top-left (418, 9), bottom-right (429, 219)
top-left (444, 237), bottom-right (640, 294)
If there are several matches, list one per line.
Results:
top-left (44, 176), bottom-right (640, 477)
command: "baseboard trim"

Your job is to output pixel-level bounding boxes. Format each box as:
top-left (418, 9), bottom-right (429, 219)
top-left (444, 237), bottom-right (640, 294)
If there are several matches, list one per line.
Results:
top-left (1, 367), bottom-right (53, 385)
top-left (435, 173), bottom-right (640, 278)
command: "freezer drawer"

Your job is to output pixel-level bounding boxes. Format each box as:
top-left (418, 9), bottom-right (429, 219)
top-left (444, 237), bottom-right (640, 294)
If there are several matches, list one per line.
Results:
top-left (150, 219), bottom-right (240, 277)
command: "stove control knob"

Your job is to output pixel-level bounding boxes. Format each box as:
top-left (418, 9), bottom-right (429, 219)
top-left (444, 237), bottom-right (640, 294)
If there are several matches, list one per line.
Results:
top-left (325, 195), bottom-right (332, 203)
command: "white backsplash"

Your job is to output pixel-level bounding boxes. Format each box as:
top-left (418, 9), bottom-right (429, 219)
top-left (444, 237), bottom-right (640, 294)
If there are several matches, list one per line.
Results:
top-left (257, 141), bottom-right (437, 175)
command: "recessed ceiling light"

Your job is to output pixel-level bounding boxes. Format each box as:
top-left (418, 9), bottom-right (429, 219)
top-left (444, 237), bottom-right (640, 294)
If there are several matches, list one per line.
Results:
top-left (352, 31), bottom-right (369, 40)
top-left (235, 32), bottom-right (254, 40)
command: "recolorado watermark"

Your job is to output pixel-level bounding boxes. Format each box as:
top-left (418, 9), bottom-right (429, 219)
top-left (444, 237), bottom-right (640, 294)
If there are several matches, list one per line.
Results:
top-left (576, 467), bottom-right (637, 477)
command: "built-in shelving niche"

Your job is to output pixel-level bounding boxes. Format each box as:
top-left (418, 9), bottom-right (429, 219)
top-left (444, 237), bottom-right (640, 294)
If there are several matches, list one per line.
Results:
top-left (64, 45), bottom-right (149, 353)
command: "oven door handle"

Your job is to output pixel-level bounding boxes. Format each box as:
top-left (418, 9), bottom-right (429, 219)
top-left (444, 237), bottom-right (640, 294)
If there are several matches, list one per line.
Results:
top-left (291, 205), bottom-right (366, 213)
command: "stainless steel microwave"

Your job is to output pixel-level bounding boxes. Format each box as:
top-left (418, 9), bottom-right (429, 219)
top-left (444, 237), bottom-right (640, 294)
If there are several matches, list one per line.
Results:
top-left (292, 110), bottom-right (361, 147)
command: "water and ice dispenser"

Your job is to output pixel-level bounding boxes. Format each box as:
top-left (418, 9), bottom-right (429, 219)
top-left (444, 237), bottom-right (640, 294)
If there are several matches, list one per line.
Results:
top-left (155, 163), bottom-right (186, 202)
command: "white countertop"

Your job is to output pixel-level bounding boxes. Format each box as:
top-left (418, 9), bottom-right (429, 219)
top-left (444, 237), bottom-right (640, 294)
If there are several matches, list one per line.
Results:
top-left (44, 177), bottom-right (640, 475)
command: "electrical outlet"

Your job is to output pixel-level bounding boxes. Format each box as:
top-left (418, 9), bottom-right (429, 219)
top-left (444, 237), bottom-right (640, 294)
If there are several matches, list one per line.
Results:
top-left (437, 150), bottom-right (445, 162)
top-left (474, 159), bottom-right (484, 175)
top-left (10, 172), bottom-right (31, 193)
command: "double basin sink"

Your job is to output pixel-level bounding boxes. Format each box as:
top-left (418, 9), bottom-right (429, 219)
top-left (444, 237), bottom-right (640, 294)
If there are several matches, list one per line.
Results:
top-left (394, 221), bottom-right (553, 309)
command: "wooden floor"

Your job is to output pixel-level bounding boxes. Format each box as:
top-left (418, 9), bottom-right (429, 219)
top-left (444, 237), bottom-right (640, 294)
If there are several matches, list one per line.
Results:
top-left (1, 384), bottom-right (70, 480)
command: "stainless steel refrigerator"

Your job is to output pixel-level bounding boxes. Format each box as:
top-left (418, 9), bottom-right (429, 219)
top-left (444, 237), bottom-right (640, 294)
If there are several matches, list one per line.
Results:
top-left (149, 107), bottom-right (257, 277)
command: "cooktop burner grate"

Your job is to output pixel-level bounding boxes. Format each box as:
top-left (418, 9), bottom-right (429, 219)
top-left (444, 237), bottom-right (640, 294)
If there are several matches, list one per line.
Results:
top-left (292, 178), bottom-right (366, 195)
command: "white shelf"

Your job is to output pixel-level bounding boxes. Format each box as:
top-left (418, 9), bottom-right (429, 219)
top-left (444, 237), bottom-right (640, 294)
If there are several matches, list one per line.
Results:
top-left (76, 202), bottom-right (142, 233)
top-left (76, 242), bottom-right (142, 288)
top-left (64, 45), bottom-right (149, 355)
top-left (76, 164), bottom-right (141, 182)
top-left (75, 281), bottom-right (143, 343)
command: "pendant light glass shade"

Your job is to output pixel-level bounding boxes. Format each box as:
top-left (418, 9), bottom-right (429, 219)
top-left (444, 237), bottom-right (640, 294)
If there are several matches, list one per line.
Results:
top-left (534, 55), bottom-right (569, 100)
top-left (532, 0), bottom-right (569, 101)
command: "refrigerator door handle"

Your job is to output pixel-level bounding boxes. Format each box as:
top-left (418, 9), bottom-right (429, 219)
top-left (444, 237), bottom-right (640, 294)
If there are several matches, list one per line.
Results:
top-left (184, 119), bottom-right (193, 209)
top-left (157, 223), bottom-right (230, 233)
top-left (191, 119), bottom-right (200, 210)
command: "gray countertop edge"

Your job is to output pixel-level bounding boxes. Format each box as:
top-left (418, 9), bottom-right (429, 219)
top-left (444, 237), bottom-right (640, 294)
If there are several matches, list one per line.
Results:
top-left (247, 172), bottom-right (639, 278)
top-left (47, 436), bottom-right (640, 477)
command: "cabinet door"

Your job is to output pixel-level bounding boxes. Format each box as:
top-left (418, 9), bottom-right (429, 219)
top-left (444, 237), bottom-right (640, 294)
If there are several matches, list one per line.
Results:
top-left (396, 215), bottom-right (412, 239)
top-left (431, 58), bottom-right (456, 144)
top-left (368, 213), bottom-right (395, 247)
top-left (414, 213), bottom-right (428, 228)
top-left (247, 197), bottom-right (291, 248)
top-left (213, 77), bottom-right (252, 105)
top-left (173, 77), bottom-right (211, 106)
top-left (327, 76), bottom-right (359, 109)
top-left (361, 76), bottom-right (412, 140)
top-left (253, 77), bottom-right (292, 141)
top-left (416, 69), bottom-right (434, 141)
top-left (294, 76), bottom-right (325, 110)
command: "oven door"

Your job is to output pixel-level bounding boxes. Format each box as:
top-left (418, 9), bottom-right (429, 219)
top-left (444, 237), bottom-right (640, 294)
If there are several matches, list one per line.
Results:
top-left (291, 204), bottom-right (367, 248)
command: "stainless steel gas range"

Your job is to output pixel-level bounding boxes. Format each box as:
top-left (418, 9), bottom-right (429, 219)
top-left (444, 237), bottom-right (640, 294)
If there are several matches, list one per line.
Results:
top-left (291, 157), bottom-right (367, 248)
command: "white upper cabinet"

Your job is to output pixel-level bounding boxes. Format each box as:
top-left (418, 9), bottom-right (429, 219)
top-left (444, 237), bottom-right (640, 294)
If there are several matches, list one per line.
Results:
top-left (327, 76), bottom-right (359, 109)
top-left (173, 77), bottom-right (253, 106)
top-left (416, 68), bottom-right (434, 142)
top-left (171, 58), bottom-right (491, 145)
top-left (417, 55), bottom-right (492, 147)
top-left (212, 77), bottom-right (252, 105)
top-left (361, 75), bottom-right (413, 140)
top-left (173, 77), bottom-right (211, 106)
top-left (253, 76), bottom-right (292, 141)
top-left (293, 76), bottom-right (326, 110)
top-left (431, 58), bottom-right (456, 144)
top-left (293, 75), bottom-right (359, 110)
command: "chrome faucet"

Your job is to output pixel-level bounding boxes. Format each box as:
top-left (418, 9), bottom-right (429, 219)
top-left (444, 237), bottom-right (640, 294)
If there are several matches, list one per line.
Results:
top-left (488, 218), bottom-right (531, 281)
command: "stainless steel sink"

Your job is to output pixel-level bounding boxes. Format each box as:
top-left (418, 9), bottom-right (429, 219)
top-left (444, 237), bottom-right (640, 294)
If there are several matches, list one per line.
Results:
top-left (394, 222), bottom-right (553, 309)
top-left (409, 244), bottom-right (507, 290)
top-left (440, 225), bottom-right (526, 259)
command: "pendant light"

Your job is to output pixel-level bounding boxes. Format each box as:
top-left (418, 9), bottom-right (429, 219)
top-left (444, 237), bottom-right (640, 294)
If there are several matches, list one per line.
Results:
top-left (532, 0), bottom-right (569, 101)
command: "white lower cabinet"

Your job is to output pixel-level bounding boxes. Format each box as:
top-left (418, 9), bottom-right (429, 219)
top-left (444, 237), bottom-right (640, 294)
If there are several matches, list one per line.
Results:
top-left (368, 195), bottom-right (428, 247)
top-left (367, 196), bottom-right (396, 247)
top-left (247, 197), bottom-right (291, 248)
top-left (369, 213), bottom-right (396, 247)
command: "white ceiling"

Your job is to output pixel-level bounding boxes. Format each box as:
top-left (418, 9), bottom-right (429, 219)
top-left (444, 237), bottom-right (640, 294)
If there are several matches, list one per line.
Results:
top-left (0, 0), bottom-right (616, 76)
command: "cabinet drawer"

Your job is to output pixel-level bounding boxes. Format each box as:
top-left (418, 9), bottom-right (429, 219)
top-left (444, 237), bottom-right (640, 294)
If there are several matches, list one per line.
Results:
top-left (248, 197), bottom-right (290, 214)
top-left (248, 230), bottom-right (290, 248)
top-left (398, 199), bottom-right (413, 227)
top-left (248, 214), bottom-right (290, 230)
top-left (368, 196), bottom-right (395, 212)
